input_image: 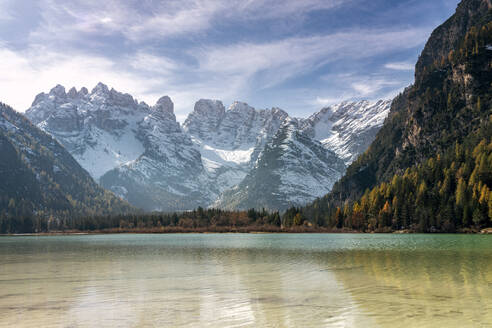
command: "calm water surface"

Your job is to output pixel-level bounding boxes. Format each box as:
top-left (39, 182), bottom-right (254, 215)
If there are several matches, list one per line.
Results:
top-left (0, 233), bottom-right (491, 327)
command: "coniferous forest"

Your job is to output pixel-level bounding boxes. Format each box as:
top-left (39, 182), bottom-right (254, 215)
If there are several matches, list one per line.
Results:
top-left (0, 0), bottom-right (491, 234)
top-left (299, 8), bottom-right (492, 233)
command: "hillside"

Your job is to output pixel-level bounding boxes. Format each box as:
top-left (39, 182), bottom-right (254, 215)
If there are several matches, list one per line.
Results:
top-left (300, 0), bottom-right (492, 231)
top-left (0, 103), bottom-right (134, 233)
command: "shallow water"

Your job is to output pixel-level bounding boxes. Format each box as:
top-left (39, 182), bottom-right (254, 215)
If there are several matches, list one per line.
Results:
top-left (0, 233), bottom-right (491, 327)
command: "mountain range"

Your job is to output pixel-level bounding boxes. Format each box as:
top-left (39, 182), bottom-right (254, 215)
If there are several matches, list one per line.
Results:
top-left (25, 85), bottom-right (391, 211)
top-left (0, 0), bottom-right (489, 234)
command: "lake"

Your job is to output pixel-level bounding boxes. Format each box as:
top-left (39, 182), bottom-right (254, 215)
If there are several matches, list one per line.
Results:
top-left (0, 234), bottom-right (491, 327)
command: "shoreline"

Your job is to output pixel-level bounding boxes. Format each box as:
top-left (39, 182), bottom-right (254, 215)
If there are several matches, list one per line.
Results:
top-left (1, 227), bottom-right (491, 236)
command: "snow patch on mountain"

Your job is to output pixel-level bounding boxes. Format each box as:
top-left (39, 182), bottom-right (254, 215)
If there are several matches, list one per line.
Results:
top-left (183, 100), bottom-right (290, 194)
top-left (214, 119), bottom-right (346, 210)
top-left (25, 82), bottom-right (391, 211)
top-left (302, 100), bottom-right (392, 164)
top-left (69, 125), bottom-right (144, 179)
top-left (26, 83), bottom-right (150, 180)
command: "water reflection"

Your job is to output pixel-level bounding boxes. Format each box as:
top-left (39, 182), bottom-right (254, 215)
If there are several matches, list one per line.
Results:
top-left (329, 250), bottom-right (492, 327)
top-left (0, 234), bottom-right (490, 327)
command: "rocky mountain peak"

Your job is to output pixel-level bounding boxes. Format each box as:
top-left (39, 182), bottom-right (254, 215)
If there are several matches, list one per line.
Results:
top-left (26, 82), bottom-right (392, 212)
top-left (415, 0), bottom-right (491, 77)
top-left (154, 96), bottom-right (174, 114)
top-left (271, 107), bottom-right (288, 117)
top-left (194, 99), bottom-right (226, 116)
top-left (79, 87), bottom-right (89, 96)
top-left (301, 99), bottom-right (392, 165)
top-left (67, 87), bottom-right (78, 98)
top-left (183, 99), bottom-right (226, 141)
top-left (91, 82), bottom-right (110, 95)
top-left (151, 96), bottom-right (176, 122)
top-left (229, 101), bottom-right (254, 113)
top-left (49, 84), bottom-right (66, 98)
top-left (31, 93), bottom-right (47, 107)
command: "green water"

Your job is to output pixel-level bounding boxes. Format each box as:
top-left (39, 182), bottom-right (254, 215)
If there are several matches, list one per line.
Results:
top-left (0, 234), bottom-right (491, 327)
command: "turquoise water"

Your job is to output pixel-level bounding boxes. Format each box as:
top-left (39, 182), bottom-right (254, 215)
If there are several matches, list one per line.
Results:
top-left (0, 234), bottom-right (491, 327)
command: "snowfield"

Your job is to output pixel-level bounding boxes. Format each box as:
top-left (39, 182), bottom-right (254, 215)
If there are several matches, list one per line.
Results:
top-left (26, 83), bottom-right (391, 211)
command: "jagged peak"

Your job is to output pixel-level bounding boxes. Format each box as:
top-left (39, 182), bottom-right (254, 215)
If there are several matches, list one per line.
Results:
top-left (79, 87), bottom-right (89, 96)
top-left (332, 99), bottom-right (368, 110)
top-left (153, 96), bottom-right (174, 114)
top-left (193, 99), bottom-right (225, 116)
top-left (228, 101), bottom-right (254, 113)
top-left (305, 99), bottom-right (391, 124)
top-left (328, 99), bottom-right (386, 112)
top-left (31, 92), bottom-right (47, 107)
top-left (91, 82), bottom-right (109, 94)
top-left (269, 107), bottom-right (289, 117)
top-left (67, 87), bottom-right (78, 98)
top-left (49, 84), bottom-right (66, 97)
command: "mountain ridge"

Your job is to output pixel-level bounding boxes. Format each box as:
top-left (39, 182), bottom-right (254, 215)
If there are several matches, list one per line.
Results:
top-left (0, 102), bottom-right (134, 232)
top-left (25, 83), bottom-right (392, 211)
top-left (299, 0), bottom-right (492, 231)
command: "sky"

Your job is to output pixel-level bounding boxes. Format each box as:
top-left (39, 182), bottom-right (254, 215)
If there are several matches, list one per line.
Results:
top-left (0, 0), bottom-right (460, 121)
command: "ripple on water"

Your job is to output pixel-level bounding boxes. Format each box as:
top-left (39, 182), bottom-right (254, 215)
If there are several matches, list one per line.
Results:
top-left (0, 234), bottom-right (490, 327)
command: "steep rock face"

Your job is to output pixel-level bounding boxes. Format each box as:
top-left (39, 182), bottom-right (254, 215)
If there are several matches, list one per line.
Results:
top-left (0, 102), bottom-right (133, 221)
top-left (26, 82), bottom-right (392, 211)
top-left (415, 0), bottom-right (491, 76)
top-left (183, 100), bottom-right (289, 194)
top-left (183, 99), bottom-right (226, 141)
top-left (99, 97), bottom-right (210, 212)
top-left (302, 0), bottom-right (492, 216)
top-left (215, 119), bottom-right (346, 211)
top-left (26, 83), bottom-right (209, 211)
top-left (26, 83), bottom-right (149, 179)
top-left (301, 100), bottom-right (392, 164)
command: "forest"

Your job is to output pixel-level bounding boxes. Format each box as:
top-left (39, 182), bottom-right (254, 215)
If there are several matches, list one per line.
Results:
top-left (298, 14), bottom-right (492, 233)
top-left (1, 7), bottom-right (491, 235)
top-left (0, 207), bottom-right (312, 234)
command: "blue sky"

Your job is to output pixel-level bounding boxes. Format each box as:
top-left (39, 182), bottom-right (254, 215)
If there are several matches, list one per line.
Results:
top-left (0, 0), bottom-right (460, 121)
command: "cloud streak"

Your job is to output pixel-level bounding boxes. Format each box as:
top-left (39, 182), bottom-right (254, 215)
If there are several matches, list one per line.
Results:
top-left (0, 25), bottom-right (428, 118)
top-left (195, 28), bottom-right (428, 86)
top-left (385, 61), bottom-right (415, 71)
top-left (0, 0), bottom-right (460, 119)
top-left (28, 0), bottom-right (347, 42)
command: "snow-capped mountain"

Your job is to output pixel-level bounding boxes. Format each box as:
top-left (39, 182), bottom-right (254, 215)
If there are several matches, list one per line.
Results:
top-left (26, 84), bottom-right (211, 211)
top-left (26, 83), bottom-right (391, 211)
top-left (183, 100), bottom-right (289, 194)
top-left (302, 100), bottom-right (392, 164)
top-left (214, 119), bottom-right (346, 210)
top-left (99, 96), bottom-right (212, 211)
top-left (26, 83), bottom-right (149, 180)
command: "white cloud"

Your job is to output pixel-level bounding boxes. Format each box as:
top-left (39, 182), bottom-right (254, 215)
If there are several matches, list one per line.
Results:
top-left (0, 47), bottom-right (157, 111)
top-left (314, 72), bottom-right (407, 110)
top-left (351, 79), bottom-right (400, 96)
top-left (385, 61), bottom-right (415, 71)
top-left (315, 96), bottom-right (349, 107)
top-left (193, 27), bottom-right (428, 89)
top-left (0, 46), bottom-right (243, 120)
top-left (0, 24), bottom-right (427, 120)
top-left (128, 52), bottom-right (179, 74)
top-left (226, 0), bottom-right (346, 20)
top-left (125, 1), bottom-right (224, 40)
top-left (29, 0), bottom-right (348, 42)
